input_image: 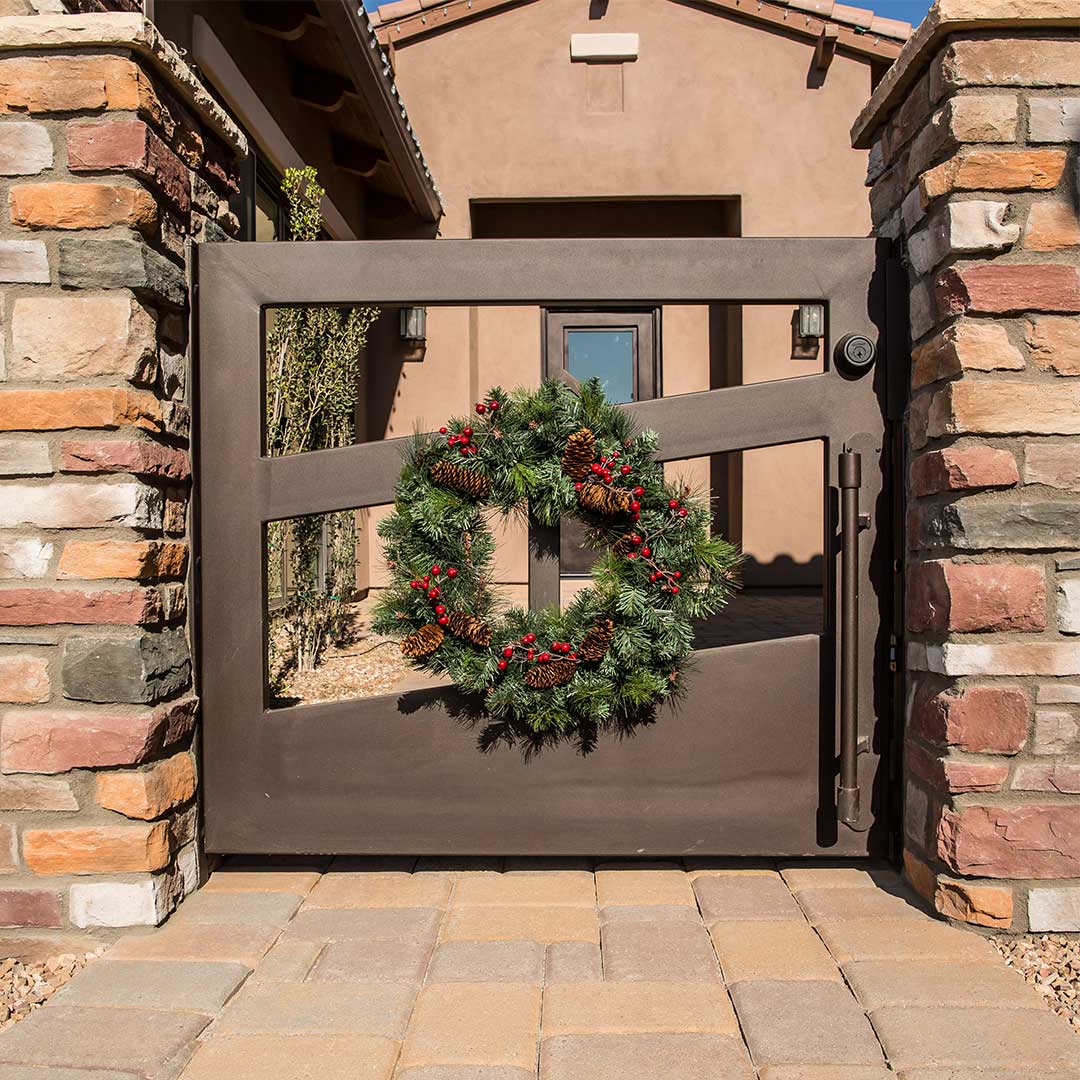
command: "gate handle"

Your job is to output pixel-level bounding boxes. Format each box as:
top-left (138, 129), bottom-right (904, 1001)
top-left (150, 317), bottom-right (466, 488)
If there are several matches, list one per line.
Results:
top-left (838, 450), bottom-right (863, 828)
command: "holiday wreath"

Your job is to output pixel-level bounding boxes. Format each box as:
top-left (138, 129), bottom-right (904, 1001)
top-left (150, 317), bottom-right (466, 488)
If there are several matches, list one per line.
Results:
top-left (372, 378), bottom-right (740, 737)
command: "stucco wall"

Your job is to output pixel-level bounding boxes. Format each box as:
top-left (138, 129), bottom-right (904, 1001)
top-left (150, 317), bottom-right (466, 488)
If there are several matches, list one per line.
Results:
top-left (369, 0), bottom-right (877, 591)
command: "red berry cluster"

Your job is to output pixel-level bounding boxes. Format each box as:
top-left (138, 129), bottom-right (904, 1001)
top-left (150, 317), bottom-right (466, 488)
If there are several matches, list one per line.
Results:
top-left (475, 398), bottom-right (499, 415)
top-left (439, 425), bottom-right (478, 457)
top-left (573, 451), bottom-right (644, 524)
top-left (668, 497), bottom-right (689, 519)
top-left (409, 564), bottom-right (460, 624)
top-left (495, 632), bottom-right (578, 673)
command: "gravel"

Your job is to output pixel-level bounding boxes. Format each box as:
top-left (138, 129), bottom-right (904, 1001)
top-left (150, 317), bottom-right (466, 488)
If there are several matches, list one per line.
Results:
top-left (0, 949), bottom-right (104, 1028)
top-left (993, 934), bottom-right (1080, 1032)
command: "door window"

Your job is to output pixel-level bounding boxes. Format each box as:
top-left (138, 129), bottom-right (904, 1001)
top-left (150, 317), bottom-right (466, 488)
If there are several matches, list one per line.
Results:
top-left (544, 310), bottom-right (658, 575)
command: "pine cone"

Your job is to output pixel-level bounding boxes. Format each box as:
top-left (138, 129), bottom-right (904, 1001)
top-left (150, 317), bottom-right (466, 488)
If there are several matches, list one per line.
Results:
top-left (446, 611), bottom-right (493, 647)
top-left (578, 618), bottom-right (614, 662)
top-left (612, 533), bottom-right (639, 556)
top-left (524, 657), bottom-right (577, 688)
top-left (561, 427), bottom-right (596, 480)
top-left (578, 482), bottom-right (633, 517)
top-left (401, 623), bottom-right (444, 658)
top-left (430, 460), bottom-right (491, 498)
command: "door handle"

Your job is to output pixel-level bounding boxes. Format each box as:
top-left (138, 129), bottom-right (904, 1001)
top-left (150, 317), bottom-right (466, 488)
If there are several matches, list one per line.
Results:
top-left (838, 449), bottom-right (862, 828)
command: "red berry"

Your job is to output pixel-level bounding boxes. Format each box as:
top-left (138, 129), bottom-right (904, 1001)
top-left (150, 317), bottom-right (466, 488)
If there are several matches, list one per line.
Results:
top-left (574, 481), bottom-right (583, 491)
top-left (447, 567), bottom-right (458, 578)
top-left (633, 486), bottom-right (644, 497)
top-left (497, 659), bottom-right (508, 671)
top-left (678, 508), bottom-right (688, 518)
top-left (448, 435), bottom-right (457, 445)
top-left (538, 652), bottom-right (550, 662)
top-left (570, 651), bottom-right (578, 659)
top-left (627, 552), bottom-right (637, 560)
top-left (410, 580), bottom-right (420, 589)
top-left (603, 475), bottom-right (613, 484)
top-left (435, 604), bottom-right (446, 614)
top-left (631, 512), bottom-right (640, 521)
top-left (439, 426), bottom-right (447, 435)
top-left (668, 499), bottom-right (680, 509)
top-left (649, 573), bottom-right (659, 583)
top-left (526, 649), bottom-right (535, 660)
top-left (620, 465), bottom-right (632, 475)
top-left (673, 571), bottom-right (682, 579)
top-left (437, 615), bottom-right (449, 625)
top-left (463, 428), bottom-right (473, 438)
top-left (503, 646), bottom-right (514, 658)
top-left (631, 534), bottom-right (642, 544)
top-left (591, 463), bottom-right (602, 475)
top-left (431, 565), bottom-right (441, 575)
top-left (489, 400), bottom-right (499, 411)
top-left (612, 451), bottom-right (620, 459)
top-left (641, 547), bottom-right (651, 557)
top-left (476, 403), bottom-right (486, 414)
top-left (422, 575), bottom-right (430, 584)
top-left (671, 585), bottom-right (680, 594)
top-left (629, 501), bottom-right (640, 512)
top-left (523, 632), bottom-right (536, 645)
top-left (428, 588), bottom-right (440, 599)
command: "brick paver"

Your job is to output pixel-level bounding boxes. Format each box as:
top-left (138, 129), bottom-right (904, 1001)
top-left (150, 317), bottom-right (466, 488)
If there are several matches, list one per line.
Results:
top-left (179, 1034), bottom-right (399, 1080)
top-left (2, 857), bottom-right (1078, 1079)
top-left (53, 959), bottom-right (249, 1012)
top-left (730, 980), bottom-right (884, 1066)
top-left (400, 983), bottom-right (541, 1069)
top-left (305, 872), bottom-right (452, 910)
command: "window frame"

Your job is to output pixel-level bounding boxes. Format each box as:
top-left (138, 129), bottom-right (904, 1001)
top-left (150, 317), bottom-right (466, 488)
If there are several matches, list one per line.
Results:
top-left (542, 308), bottom-right (660, 402)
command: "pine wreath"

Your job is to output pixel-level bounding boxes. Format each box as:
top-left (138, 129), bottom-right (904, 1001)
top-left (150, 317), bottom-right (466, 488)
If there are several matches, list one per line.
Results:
top-left (373, 378), bottom-right (740, 737)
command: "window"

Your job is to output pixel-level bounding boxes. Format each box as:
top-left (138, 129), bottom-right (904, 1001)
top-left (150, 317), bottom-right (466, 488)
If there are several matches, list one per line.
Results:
top-left (543, 309), bottom-right (659, 575)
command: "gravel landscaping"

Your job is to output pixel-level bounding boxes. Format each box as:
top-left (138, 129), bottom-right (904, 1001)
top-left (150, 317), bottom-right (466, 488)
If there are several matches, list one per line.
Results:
top-left (0, 949), bottom-right (104, 1029)
top-left (994, 934), bottom-right (1080, 1032)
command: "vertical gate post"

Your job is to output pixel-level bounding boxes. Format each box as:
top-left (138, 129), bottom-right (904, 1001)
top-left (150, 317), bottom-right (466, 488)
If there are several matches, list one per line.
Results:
top-left (854, 0), bottom-right (1080, 933)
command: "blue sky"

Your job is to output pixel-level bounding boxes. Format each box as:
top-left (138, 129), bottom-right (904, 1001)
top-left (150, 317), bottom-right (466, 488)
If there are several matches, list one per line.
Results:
top-left (363, 0), bottom-right (934, 21)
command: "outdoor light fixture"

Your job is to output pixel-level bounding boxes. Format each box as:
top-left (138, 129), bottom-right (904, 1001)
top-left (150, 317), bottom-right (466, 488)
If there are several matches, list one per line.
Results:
top-left (400, 306), bottom-right (427, 342)
top-left (798, 303), bottom-right (825, 339)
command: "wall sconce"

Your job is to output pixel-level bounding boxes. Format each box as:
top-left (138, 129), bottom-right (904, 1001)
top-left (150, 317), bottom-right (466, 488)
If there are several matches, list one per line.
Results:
top-left (400, 306), bottom-right (427, 343)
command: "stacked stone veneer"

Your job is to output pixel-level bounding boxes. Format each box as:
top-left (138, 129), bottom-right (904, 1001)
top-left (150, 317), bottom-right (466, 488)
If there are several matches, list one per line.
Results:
top-left (857, 5), bottom-right (1080, 931)
top-left (0, 13), bottom-right (245, 937)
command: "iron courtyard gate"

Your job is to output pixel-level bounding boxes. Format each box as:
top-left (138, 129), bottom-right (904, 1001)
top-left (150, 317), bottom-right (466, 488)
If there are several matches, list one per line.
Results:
top-left (197, 237), bottom-right (900, 857)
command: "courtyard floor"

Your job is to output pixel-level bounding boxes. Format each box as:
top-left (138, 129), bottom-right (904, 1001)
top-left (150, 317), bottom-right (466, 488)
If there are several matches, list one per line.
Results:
top-left (0, 858), bottom-right (1078, 1079)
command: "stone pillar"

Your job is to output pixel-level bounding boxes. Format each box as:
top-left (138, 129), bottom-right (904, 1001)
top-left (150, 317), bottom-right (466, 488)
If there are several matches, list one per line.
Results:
top-left (854, 0), bottom-right (1080, 932)
top-left (0, 12), bottom-right (245, 938)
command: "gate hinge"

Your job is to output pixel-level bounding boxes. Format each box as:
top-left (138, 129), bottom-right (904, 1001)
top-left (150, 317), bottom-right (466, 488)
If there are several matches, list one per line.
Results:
top-left (888, 633), bottom-right (898, 673)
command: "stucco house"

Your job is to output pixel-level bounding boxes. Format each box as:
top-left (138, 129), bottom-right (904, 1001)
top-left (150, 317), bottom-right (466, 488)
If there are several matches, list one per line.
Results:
top-left (0, 0), bottom-right (1078, 962)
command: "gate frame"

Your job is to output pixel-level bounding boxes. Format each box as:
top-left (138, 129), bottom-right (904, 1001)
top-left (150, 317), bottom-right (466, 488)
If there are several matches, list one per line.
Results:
top-left (195, 236), bottom-right (899, 857)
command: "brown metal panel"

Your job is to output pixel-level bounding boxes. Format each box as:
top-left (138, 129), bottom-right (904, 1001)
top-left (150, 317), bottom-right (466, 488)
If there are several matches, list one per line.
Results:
top-left (203, 636), bottom-right (878, 856)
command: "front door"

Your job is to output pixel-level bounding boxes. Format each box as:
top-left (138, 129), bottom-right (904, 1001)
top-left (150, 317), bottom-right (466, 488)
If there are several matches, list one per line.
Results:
top-left (198, 237), bottom-right (897, 857)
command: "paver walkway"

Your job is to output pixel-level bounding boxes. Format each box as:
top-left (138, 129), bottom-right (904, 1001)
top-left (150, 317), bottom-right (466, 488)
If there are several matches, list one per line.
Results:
top-left (1, 857), bottom-right (1078, 1079)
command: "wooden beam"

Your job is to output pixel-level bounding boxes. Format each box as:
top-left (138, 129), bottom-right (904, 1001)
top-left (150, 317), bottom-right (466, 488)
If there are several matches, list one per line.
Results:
top-left (290, 62), bottom-right (354, 112)
top-left (813, 24), bottom-right (839, 72)
top-left (243, 1), bottom-right (318, 41)
top-left (331, 133), bottom-right (385, 177)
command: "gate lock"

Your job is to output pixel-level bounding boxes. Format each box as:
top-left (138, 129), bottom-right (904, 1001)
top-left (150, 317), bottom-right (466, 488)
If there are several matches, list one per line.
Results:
top-left (835, 332), bottom-right (876, 374)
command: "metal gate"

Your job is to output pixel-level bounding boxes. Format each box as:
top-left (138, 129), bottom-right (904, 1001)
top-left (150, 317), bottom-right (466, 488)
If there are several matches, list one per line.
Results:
top-left (197, 237), bottom-right (900, 857)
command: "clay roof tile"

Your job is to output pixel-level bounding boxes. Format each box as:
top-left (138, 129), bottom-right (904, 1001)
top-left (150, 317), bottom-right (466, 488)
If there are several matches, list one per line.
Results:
top-left (372, 0), bottom-right (912, 46)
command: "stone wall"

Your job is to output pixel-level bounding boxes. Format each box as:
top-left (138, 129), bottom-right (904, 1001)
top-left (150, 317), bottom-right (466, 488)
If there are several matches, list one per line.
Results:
top-left (0, 12), bottom-right (244, 939)
top-left (854, 0), bottom-right (1080, 932)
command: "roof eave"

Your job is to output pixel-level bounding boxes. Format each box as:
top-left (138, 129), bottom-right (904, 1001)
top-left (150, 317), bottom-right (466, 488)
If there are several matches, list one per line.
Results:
top-left (315, 0), bottom-right (443, 222)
